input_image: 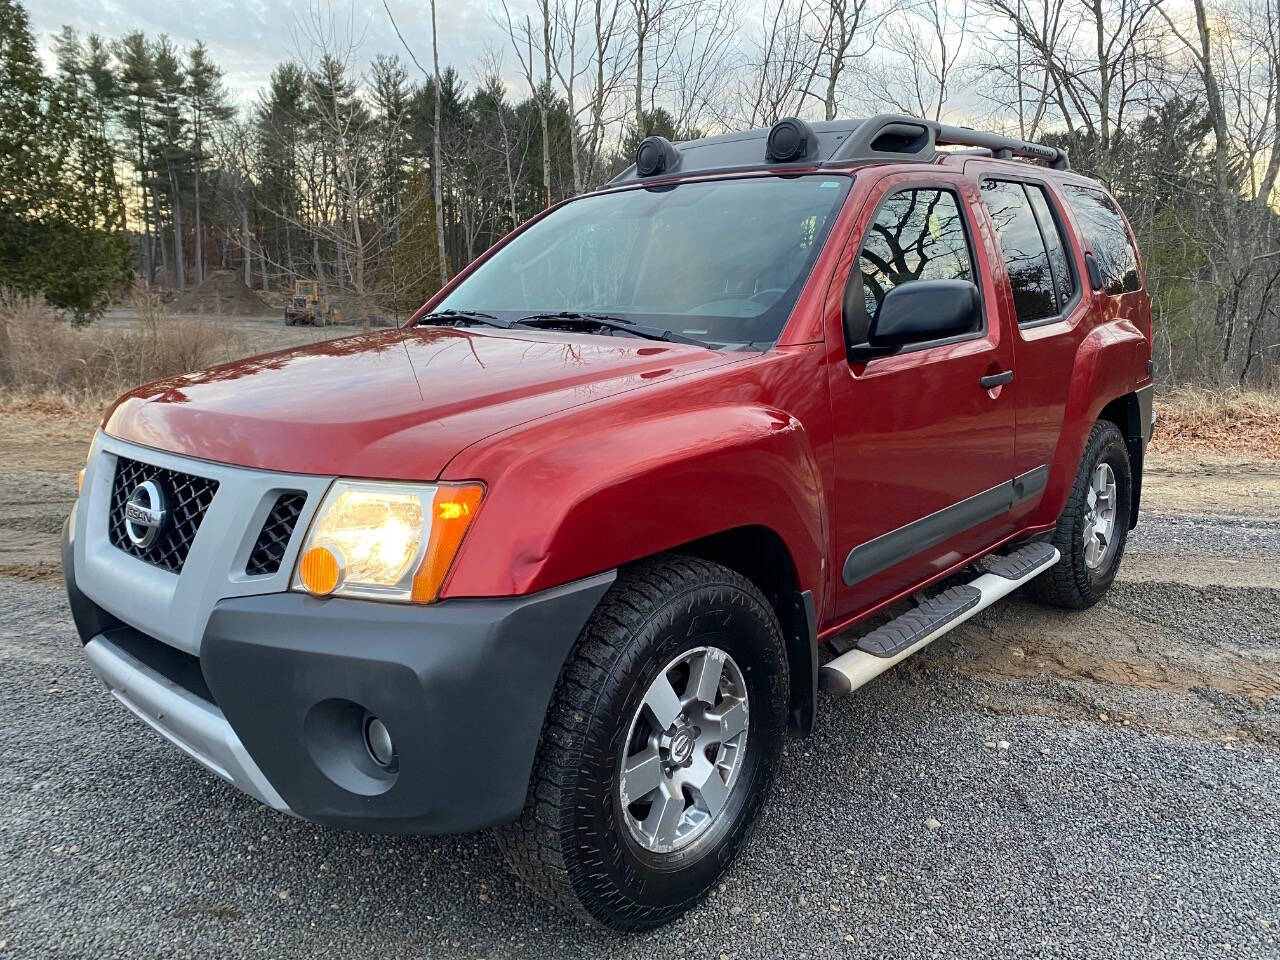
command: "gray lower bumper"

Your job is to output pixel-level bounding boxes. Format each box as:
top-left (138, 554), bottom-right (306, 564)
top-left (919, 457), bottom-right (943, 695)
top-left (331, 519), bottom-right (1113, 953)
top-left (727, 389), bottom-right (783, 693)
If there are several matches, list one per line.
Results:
top-left (83, 635), bottom-right (290, 812)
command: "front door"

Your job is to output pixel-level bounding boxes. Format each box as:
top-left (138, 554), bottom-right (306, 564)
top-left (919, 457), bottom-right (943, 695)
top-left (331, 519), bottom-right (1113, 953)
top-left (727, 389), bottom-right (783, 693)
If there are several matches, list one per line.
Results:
top-left (826, 172), bottom-right (1018, 623)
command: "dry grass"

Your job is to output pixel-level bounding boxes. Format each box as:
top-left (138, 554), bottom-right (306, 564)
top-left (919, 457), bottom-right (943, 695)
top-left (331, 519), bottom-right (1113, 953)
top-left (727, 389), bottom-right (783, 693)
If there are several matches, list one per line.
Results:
top-left (0, 290), bottom-right (248, 409)
top-left (1153, 385), bottom-right (1280, 458)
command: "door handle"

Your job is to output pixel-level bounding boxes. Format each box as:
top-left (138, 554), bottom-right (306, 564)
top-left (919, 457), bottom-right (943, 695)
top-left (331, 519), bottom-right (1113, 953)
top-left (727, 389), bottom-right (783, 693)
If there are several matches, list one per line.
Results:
top-left (980, 370), bottom-right (1014, 389)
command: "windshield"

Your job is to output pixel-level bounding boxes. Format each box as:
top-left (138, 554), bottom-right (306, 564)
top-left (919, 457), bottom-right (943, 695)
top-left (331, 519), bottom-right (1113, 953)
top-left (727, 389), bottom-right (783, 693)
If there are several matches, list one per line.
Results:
top-left (437, 175), bottom-right (852, 348)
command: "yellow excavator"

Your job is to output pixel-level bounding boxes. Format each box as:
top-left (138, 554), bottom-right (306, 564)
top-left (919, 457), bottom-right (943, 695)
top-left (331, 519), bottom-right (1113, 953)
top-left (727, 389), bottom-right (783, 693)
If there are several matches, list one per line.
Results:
top-left (284, 280), bottom-right (343, 326)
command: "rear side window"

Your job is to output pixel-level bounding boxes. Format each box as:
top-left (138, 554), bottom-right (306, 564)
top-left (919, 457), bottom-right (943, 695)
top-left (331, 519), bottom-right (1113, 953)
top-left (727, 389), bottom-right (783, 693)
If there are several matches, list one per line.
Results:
top-left (1063, 185), bottom-right (1142, 294)
top-left (1025, 186), bottom-right (1074, 307)
top-left (980, 179), bottom-right (1060, 324)
top-left (850, 188), bottom-right (975, 343)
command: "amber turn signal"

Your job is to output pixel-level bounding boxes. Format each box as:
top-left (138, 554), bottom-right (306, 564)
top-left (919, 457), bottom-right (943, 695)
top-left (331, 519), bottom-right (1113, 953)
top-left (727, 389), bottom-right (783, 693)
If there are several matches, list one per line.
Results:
top-left (411, 483), bottom-right (485, 603)
top-left (77, 468), bottom-right (85, 493)
top-left (299, 545), bottom-right (343, 596)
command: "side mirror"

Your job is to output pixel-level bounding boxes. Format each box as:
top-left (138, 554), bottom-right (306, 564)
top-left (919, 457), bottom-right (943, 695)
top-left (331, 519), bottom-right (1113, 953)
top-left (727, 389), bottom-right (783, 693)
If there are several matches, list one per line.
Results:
top-left (867, 279), bottom-right (980, 349)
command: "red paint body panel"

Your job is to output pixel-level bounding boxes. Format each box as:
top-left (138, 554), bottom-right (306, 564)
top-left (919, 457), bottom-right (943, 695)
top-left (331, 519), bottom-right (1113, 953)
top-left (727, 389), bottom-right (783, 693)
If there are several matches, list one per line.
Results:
top-left (104, 328), bottom-right (735, 481)
top-left (102, 157), bottom-right (1151, 640)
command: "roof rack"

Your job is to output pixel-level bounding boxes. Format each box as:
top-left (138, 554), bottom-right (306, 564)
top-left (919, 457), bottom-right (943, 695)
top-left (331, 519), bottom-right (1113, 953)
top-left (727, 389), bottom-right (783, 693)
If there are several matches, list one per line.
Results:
top-left (826, 114), bottom-right (1069, 170)
top-left (603, 113), bottom-right (1068, 188)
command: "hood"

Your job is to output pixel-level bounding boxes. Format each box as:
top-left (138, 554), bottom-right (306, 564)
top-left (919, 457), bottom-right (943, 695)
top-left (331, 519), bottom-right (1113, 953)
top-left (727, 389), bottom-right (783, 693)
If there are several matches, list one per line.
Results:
top-left (103, 327), bottom-right (735, 480)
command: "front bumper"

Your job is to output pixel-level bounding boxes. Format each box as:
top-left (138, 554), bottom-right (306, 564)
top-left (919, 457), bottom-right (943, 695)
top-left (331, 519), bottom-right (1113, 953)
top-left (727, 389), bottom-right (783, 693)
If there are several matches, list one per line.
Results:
top-left (65, 518), bottom-right (615, 833)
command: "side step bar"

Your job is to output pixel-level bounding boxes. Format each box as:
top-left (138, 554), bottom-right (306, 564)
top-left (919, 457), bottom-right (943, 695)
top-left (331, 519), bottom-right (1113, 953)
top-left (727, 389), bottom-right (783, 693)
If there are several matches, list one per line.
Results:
top-left (819, 542), bottom-right (1059, 695)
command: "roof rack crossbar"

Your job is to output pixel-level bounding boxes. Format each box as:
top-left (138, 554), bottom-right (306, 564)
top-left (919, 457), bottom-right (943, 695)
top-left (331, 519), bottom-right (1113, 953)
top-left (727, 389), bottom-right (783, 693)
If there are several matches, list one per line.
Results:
top-left (934, 122), bottom-right (1069, 170)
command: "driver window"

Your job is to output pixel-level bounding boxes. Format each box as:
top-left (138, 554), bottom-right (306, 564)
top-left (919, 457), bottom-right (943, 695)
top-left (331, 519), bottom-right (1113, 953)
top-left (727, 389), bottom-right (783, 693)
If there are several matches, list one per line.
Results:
top-left (845, 188), bottom-right (976, 345)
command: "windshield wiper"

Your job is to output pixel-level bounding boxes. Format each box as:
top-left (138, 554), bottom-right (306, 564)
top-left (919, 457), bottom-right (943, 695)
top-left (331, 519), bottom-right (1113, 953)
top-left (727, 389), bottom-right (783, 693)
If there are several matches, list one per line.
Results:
top-left (415, 309), bottom-right (520, 330)
top-left (516, 311), bottom-right (703, 346)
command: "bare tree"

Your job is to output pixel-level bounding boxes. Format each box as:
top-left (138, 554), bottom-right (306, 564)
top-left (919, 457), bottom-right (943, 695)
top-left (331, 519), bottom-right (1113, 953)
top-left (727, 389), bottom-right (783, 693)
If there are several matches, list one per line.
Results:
top-left (499, 0), bottom-right (557, 206)
top-left (870, 0), bottom-right (969, 121)
top-left (383, 0), bottom-right (450, 280)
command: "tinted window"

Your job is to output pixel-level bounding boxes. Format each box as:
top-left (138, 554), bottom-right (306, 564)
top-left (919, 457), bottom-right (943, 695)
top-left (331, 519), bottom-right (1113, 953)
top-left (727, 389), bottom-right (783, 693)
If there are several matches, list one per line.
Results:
top-left (1026, 185), bottom-right (1074, 309)
top-left (849, 188), bottom-right (975, 343)
top-left (981, 180), bottom-right (1056, 323)
top-left (1064, 185), bottom-right (1142, 295)
top-left (438, 175), bottom-right (851, 348)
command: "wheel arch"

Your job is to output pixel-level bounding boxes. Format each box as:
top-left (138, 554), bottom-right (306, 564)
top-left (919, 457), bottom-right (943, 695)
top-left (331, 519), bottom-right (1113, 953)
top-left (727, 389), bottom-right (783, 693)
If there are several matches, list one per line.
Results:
top-left (1097, 390), bottom-right (1146, 528)
top-left (666, 525), bottom-right (819, 737)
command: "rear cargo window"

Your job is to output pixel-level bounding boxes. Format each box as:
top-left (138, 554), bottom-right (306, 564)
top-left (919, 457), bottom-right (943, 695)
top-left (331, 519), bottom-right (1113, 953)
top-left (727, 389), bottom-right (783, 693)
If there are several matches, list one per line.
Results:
top-left (980, 179), bottom-right (1058, 324)
top-left (1063, 185), bottom-right (1142, 295)
top-left (851, 188), bottom-right (975, 343)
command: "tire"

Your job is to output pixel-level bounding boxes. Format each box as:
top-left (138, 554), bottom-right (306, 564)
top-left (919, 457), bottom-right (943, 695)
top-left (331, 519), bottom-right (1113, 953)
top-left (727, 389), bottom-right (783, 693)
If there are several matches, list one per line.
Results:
top-left (496, 555), bottom-right (789, 931)
top-left (1032, 420), bottom-right (1132, 609)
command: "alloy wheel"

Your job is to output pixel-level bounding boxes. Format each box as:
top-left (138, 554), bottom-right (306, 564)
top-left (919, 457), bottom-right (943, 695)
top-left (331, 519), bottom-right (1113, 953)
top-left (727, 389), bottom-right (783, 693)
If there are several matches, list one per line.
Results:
top-left (618, 646), bottom-right (749, 854)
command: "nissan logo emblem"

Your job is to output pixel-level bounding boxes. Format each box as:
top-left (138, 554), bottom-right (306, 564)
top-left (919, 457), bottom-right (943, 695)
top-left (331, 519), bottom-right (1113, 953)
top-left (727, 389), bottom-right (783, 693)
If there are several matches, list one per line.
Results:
top-left (124, 479), bottom-right (167, 548)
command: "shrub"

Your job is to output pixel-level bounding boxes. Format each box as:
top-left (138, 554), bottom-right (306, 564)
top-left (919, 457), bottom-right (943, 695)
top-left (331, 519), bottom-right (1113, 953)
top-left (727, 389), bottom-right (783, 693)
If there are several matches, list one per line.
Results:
top-left (0, 289), bottom-right (246, 405)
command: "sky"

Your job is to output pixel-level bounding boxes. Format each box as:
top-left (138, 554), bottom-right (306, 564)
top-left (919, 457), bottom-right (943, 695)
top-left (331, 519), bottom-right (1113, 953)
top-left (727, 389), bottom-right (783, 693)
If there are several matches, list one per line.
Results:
top-left (30, 0), bottom-right (510, 104)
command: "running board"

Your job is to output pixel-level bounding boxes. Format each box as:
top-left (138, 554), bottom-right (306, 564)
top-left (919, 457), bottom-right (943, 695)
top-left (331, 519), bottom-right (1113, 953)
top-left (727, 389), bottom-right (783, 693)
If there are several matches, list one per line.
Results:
top-left (819, 542), bottom-right (1059, 695)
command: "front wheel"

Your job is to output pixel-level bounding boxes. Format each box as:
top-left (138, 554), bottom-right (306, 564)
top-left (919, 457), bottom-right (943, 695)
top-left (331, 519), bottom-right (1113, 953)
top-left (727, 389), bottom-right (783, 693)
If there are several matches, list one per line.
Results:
top-left (1032, 419), bottom-right (1132, 609)
top-left (496, 555), bottom-right (789, 930)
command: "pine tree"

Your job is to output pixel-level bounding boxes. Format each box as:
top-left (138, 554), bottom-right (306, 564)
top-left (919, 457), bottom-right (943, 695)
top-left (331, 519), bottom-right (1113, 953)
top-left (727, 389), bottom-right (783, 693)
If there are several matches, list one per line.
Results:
top-left (152, 36), bottom-right (189, 289)
top-left (0, 0), bottom-right (128, 320)
top-left (113, 31), bottom-right (159, 284)
top-left (389, 165), bottom-right (446, 315)
top-left (186, 41), bottom-right (230, 285)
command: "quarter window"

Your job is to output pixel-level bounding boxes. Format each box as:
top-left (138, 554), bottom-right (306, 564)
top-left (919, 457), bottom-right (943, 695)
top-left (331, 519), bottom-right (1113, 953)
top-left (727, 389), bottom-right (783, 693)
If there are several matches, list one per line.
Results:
top-left (1064, 185), bottom-right (1142, 295)
top-left (849, 188), bottom-right (976, 344)
top-left (980, 180), bottom-right (1059, 324)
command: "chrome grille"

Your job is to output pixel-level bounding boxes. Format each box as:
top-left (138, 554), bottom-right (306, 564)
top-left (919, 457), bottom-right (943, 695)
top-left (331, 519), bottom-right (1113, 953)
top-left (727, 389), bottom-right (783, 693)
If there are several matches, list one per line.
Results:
top-left (107, 456), bottom-right (219, 573)
top-left (245, 492), bottom-right (307, 576)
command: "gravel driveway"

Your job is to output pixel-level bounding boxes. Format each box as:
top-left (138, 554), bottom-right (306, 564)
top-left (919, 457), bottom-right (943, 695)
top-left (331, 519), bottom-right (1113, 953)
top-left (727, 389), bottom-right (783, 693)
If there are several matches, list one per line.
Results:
top-left (1, 508), bottom-right (1277, 959)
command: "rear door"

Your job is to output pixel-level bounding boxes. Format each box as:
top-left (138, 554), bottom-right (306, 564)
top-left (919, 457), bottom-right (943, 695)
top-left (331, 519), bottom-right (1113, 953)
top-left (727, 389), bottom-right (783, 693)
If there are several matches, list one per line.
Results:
top-left (825, 171), bottom-right (1018, 623)
top-left (969, 168), bottom-right (1144, 528)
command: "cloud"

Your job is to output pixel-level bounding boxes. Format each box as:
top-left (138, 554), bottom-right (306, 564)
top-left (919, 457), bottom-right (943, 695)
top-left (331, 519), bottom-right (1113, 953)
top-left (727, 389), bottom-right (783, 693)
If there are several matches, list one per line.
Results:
top-left (30, 0), bottom-right (520, 105)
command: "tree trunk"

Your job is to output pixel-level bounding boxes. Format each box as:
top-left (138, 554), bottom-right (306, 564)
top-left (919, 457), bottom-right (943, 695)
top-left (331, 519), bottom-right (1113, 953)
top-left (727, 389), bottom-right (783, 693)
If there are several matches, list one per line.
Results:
top-left (193, 142), bottom-right (204, 285)
top-left (312, 237), bottom-right (326, 293)
top-left (241, 203), bottom-right (252, 288)
top-left (431, 0), bottom-right (450, 282)
top-left (169, 169), bottom-right (185, 290)
top-left (258, 239), bottom-right (269, 293)
top-left (152, 183), bottom-right (168, 279)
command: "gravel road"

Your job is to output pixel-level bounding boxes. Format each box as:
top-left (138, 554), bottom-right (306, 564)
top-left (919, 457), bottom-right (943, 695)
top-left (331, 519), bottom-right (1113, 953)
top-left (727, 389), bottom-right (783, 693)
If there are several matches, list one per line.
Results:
top-left (1, 507), bottom-right (1278, 959)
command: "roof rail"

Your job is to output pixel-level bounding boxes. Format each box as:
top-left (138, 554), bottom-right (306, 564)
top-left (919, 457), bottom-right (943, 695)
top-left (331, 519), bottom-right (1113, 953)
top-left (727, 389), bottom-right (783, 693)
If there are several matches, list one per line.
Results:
top-left (825, 114), bottom-right (1069, 170)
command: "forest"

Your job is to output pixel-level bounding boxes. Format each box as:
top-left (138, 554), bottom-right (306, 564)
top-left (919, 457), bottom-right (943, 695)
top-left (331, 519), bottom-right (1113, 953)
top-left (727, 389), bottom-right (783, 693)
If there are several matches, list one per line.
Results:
top-left (4, 0), bottom-right (1280, 385)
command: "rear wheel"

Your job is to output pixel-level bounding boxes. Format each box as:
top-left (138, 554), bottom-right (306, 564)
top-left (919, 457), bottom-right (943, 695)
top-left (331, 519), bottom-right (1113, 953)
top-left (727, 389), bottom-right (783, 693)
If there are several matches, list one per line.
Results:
top-left (1032, 420), bottom-right (1132, 609)
top-left (496, 555), bottom-right (789, 931)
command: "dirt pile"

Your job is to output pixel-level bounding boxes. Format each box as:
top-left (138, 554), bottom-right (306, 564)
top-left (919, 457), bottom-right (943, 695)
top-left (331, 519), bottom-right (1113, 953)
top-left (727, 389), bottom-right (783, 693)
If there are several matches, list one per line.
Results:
top-left (172, 271), bottom-right (271, 316)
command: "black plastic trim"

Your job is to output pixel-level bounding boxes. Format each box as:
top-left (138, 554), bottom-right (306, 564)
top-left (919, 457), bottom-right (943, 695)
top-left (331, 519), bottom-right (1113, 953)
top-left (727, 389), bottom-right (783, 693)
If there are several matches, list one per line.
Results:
top-left (788, 590), bottom-right (818, 736)
top-left (842, 466), bottom-right (1048, 586)
top-left (856, 585), bottom-right (981, 657)
top-left (984, 541), bottom-right (1057, 580)
top-left (199, 572), bottom-right (616, 834)
top-left (1137, 383), bottom-right (1155, 444)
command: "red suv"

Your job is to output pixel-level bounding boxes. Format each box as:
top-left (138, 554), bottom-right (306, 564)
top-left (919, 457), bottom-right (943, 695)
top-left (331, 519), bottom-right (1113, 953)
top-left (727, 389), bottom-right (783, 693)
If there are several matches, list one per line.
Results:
top-left (64, 114), bottom-right (1154, 930)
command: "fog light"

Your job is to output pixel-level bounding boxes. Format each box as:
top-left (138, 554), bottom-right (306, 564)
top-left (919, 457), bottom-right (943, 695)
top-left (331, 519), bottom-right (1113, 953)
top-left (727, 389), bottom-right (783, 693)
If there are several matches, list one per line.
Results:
top-left (363, 714), bottom-right (395, 767)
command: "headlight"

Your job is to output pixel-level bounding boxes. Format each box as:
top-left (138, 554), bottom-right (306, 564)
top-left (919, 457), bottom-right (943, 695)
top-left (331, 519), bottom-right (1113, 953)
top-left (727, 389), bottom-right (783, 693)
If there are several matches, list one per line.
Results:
top-left (292, 479), bottom-right (484, 603)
